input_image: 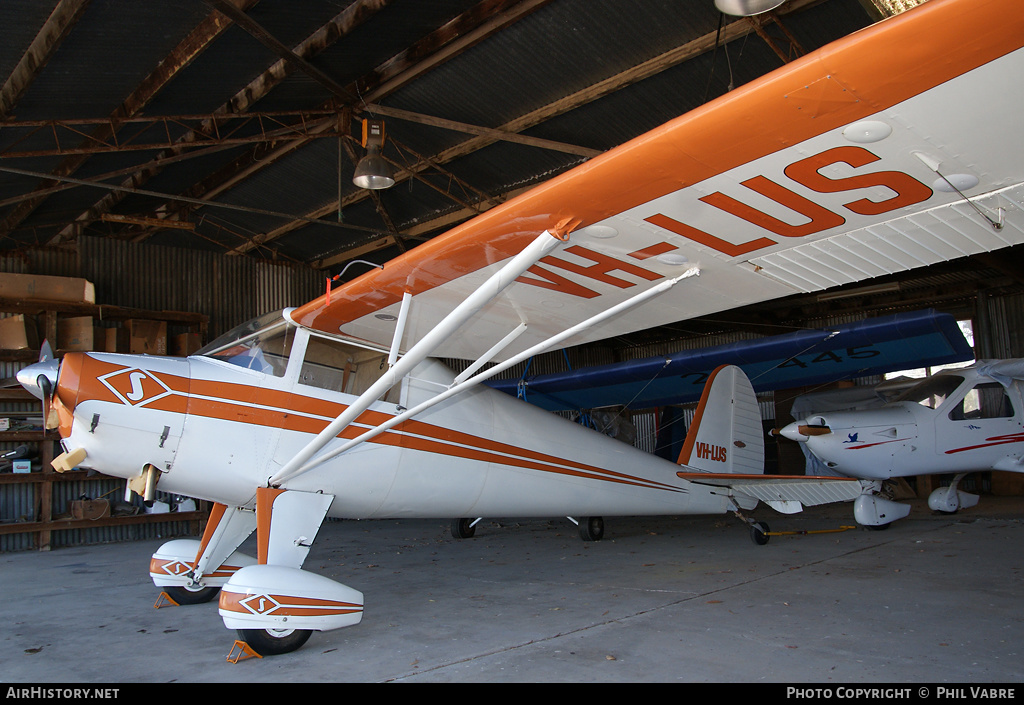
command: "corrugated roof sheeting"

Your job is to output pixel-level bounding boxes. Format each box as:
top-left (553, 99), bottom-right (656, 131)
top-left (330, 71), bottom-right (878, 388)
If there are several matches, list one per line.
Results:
top-left (383, 0), bottom-right (720, 129)
top-left (283, 0), bottom-right (490, 104)
top-left (7, 1), bottom-right (212, 121)
top-left (0, 2), bottom-right (58, 83)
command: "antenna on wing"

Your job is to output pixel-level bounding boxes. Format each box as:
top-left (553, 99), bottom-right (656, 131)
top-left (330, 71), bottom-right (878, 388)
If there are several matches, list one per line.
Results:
top-left (325, 259), bottom-right (383, 305)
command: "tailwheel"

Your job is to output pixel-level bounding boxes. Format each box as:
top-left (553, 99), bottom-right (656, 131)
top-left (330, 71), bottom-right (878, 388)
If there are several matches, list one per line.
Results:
top-left (237, 627), bottom-right (312, 656)
top-left (749, 521), bottom-right (770, 545)
top-left (164, 584), bottom-right (219, 605)
top-left (578, 516), bottom-right (604, 542)
top-left (451, 517), bottom-right (477, 539)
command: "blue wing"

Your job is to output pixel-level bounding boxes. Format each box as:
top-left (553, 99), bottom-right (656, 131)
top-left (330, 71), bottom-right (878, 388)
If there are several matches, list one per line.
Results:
top-left (487, 309), bottom-right (973, 412)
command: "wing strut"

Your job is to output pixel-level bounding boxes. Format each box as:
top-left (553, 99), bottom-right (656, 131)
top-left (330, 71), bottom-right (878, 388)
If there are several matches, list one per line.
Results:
top-left (287, 266), bottom-right (701, 477)
top-left (270, 228), bottom-right (567, 486)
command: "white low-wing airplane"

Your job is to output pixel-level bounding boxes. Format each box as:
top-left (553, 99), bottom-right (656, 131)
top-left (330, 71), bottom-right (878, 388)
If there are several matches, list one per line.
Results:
top-left (777, 360), bottom-right (1024, 528)
top-left (13, 0), bottom-right (1024, 656)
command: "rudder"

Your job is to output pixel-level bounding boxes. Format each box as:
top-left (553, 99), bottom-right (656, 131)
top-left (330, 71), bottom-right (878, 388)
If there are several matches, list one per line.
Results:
top-left (677, 365), bottom-right (763, 475)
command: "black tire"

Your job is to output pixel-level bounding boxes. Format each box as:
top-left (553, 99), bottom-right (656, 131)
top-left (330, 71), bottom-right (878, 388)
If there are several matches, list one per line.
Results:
top-left (578, 516), bottom-right (604, 542)
top-left (163, 584), bottom-right (219, 605)
top-left (237, 627), bottom-right (313, 656)
top-left (749, 521), bottom-right (770, 545)
top-left (451, 517), bottom-right (476, 539)
top-left (867, 522), bottom-right (891, 531)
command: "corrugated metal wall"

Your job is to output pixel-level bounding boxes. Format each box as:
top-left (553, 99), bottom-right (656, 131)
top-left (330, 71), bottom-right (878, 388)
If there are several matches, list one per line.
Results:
top-left (77, 237), bottom-right (323, 338)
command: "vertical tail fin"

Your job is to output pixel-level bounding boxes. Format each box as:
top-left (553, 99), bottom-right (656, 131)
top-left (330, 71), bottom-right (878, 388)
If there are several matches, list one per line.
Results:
top-left (677, 365), bottom-right (764, 475)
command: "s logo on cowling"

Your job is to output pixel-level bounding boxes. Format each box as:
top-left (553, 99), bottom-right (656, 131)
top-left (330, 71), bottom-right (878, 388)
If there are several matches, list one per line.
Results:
top-left (98, 367), bottom-right (174, 407)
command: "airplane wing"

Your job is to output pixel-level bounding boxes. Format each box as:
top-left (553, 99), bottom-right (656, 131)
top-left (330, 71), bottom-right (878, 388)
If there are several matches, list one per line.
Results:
top-left (486, 308), bottom-right (973, 411)
top-left (976, 360), bottom-right (1024, 386)
top-left (290, 0), bottom-right (1023, 372)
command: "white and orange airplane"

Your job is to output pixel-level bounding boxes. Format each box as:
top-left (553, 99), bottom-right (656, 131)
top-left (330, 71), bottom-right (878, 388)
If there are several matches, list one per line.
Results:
top-left (15, 0), bottom-right (1024, 655)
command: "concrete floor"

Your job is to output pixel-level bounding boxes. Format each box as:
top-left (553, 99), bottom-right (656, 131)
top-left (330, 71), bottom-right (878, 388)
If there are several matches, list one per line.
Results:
top-left (1, 497), bottom-right (1022, 683)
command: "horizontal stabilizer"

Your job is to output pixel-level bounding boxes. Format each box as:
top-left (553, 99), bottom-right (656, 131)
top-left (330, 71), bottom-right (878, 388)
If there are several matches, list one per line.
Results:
top-left (676, 472), bottom-right (863, 510)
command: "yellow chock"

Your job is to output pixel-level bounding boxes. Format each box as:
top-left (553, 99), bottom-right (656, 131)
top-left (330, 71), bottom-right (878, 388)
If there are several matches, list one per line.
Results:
top-left (228, 640), bottom-right (262, 663)
top-left (153, 591), bottom-right (179, 609)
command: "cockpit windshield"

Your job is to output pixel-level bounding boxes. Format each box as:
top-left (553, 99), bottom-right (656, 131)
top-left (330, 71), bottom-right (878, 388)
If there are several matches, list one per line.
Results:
top-left (196, 310), bottom-right (294, 376)
top-left (891, 374), bottom-right (964, 410)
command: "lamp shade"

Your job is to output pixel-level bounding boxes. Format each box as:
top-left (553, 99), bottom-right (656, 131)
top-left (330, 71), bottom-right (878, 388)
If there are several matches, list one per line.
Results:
top-left (352, 147), bottom-right (395, 190)
top-left (714, 0), bottom-right (785, 15)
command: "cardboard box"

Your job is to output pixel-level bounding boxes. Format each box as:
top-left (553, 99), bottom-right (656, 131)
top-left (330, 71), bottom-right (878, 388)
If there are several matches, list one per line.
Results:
top-left (102, 327), bottom-right (129, 353)
top-left (0, 272), bottom-right (95, 304)
top-left (171, 332), bottom-right (202, 356)
top-left (58, 316), bottom-right (94, 351)
top-left (126, 319), bottom-right (167, 355)
top-left (69, 498), bottom-right (110, 520)
top-left (0, 314), bottom-right (38, 349)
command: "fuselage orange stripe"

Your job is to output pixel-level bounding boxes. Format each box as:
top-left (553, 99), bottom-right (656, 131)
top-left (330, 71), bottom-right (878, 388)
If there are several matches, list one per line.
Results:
top-left (67, 355), bottom-right (684, 492)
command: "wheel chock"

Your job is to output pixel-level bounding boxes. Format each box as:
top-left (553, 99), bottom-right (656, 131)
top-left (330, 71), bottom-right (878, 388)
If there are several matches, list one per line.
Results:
top-left (153, 591), bottom-right (180, 609)
top-left (227, 640), bottom-right (262, 663)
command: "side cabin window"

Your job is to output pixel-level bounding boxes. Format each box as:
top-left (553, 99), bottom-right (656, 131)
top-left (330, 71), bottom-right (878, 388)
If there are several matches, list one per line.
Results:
top-left (299, 335), bottom-right (399, 402)
top-left (948, 382), bottom-right (1014, 421)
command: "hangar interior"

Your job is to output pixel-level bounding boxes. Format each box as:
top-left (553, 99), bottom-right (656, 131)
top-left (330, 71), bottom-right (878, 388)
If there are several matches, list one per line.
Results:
top-left (1, 0), bottom-right (1022, 552)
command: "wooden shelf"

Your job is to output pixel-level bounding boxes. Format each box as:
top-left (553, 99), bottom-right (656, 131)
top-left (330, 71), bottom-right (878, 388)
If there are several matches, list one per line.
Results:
top-left (0, 296), bottom-right (207, 325)
top-left (0, 510), bottom-right (207, 537)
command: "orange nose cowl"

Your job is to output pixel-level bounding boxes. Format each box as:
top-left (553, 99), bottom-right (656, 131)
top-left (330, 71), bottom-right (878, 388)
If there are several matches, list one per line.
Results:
top-left (54, 352), bottom-right (86, 438)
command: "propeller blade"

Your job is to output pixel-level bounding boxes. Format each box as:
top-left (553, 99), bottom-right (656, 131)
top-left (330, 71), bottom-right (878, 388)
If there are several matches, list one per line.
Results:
top-left (37, 374), bottom-right (60, 430)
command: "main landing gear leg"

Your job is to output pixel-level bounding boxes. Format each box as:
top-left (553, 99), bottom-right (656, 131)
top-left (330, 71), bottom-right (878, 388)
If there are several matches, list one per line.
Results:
top-left (218, 488), bottom-right (363, 656)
